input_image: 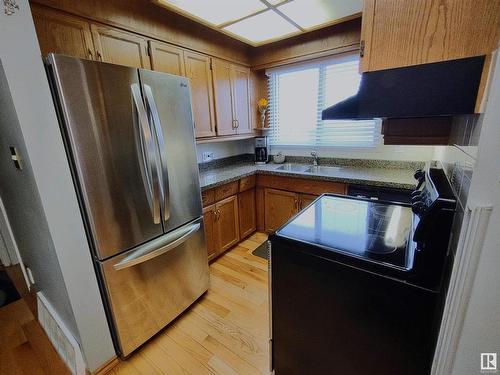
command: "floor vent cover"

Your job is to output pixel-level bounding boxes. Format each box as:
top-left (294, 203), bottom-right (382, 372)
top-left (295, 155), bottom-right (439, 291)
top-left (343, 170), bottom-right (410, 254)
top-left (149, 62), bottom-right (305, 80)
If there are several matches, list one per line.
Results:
top-left (37, 292), bottom-right (85, 375)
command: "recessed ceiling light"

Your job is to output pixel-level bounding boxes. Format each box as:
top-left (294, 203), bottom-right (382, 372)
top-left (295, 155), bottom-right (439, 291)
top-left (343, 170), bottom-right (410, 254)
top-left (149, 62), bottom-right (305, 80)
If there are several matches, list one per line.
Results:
top-left (158, 0), bottom-right (267, 26)
top-left (223, 9), bottom-right (299, 44)
top-left (278, 0), bottom-right (362, 29)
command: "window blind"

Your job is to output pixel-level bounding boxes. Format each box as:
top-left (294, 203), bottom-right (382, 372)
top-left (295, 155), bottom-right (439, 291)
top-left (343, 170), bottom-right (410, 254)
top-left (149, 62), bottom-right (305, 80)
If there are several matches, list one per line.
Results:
top-left (267, 54), bottom-right (380, 148)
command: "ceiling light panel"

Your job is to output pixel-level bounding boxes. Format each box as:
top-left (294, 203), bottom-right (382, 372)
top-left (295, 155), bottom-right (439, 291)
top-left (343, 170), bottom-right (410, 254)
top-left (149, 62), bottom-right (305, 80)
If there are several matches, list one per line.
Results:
top-left (223, 9), bottom-right (299, 44)
top-left (159, 0), bottom-right (267, 26)
top-left (265, 0), bottom-right (287, 4)
top-left (278, 0), bottom-right (362, 29)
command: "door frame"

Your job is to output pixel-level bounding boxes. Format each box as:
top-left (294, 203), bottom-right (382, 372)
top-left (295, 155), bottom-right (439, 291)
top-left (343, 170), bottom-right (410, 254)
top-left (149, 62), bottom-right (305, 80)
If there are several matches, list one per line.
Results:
top-left (0, 196), bottom-right (30, 288)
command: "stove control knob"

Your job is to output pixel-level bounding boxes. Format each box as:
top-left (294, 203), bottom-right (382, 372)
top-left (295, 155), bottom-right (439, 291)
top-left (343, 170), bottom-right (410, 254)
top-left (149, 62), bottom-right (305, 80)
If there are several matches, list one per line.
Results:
top-left (412, 202), bottom-right (425, 215)
top-left (414, 169), bottom-right (425, 181)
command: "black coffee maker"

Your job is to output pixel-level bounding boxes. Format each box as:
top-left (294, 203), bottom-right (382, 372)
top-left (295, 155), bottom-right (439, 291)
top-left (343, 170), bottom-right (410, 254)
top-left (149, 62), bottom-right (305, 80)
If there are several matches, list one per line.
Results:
top-left (255, 137), bottom-right (269, 165)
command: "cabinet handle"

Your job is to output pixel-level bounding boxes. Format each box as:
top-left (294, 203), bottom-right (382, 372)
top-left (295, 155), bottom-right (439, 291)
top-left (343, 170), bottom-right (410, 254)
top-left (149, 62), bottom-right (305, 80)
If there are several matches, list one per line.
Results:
top-left (359, 40), bottom-right (365, 58)
top-left (87, 48), bottom-right (93, 60)
top-left (214, 209), bottom-right (221, 221)
top-left (235, 119), bottom-right (240, 129)
top-left (96, 51), bottom-right (103, 61)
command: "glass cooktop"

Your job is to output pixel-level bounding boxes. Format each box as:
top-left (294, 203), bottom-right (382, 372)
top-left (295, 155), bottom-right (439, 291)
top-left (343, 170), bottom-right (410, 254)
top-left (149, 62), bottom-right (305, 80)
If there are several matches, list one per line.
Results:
top-left (276, 195), bottom-right (414, 269)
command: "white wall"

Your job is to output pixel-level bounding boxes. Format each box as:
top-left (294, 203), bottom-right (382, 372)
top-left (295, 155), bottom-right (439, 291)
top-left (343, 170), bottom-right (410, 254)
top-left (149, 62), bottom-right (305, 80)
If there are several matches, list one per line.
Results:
top-left (0, 1), bottom-right (115, 371)
top-left (448, 53), bottom-right (500, 375)
top-left (196, 138), bottom-right (254, 162)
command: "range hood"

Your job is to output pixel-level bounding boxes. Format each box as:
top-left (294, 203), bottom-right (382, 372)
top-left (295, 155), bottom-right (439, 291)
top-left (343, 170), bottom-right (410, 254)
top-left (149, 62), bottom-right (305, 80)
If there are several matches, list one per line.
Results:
top-left (322, 56), bottom-right (485, 120)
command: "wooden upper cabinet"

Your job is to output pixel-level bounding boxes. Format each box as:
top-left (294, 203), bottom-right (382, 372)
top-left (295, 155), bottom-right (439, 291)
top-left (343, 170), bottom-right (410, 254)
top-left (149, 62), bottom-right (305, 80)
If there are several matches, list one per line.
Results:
top-left (264, 188), bottom-right (298, 233)
top-left (360, 0), bottom-right (500, 72)
top-left (231, 65), bottom-right (252, 134)
top-left (149, 41), bottom-right (185, 76)
top-left (212, 59), bottom-right (252, 136)
top-left (213, 59), bottom-right (237, 136)
top-left (31, 5), bottom-right (95, 60)
top-left (184, 51), bottom-right (216, 138)
top-left (90, 24), bottom-right (151, 69)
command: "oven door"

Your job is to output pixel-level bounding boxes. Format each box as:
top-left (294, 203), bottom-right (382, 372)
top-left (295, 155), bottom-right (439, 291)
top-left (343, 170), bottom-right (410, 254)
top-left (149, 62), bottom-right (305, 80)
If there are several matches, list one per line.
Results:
top-left (98, 218), bottom-right (209, 356)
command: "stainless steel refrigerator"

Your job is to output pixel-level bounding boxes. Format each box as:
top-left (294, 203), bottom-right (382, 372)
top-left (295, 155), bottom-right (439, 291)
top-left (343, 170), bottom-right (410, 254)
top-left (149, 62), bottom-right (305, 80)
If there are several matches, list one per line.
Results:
top-left (47, 54), bottom-right (209, 356)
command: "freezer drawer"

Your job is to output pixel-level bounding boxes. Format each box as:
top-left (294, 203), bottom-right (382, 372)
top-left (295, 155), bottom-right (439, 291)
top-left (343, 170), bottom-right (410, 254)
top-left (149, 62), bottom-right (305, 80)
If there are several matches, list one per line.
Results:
top-left (99, 218), bottom-right (209, 356)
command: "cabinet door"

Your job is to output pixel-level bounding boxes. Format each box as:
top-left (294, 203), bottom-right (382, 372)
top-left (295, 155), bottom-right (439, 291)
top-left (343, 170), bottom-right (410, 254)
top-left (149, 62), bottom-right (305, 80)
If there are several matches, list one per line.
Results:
top-left (299, 194), bottom-right (317, 211)
top-left (203, 205), bottom-right (217, 261)
top-left (213, 59), bottom-right (236, 136)
top-left (238, 189), bottom-right (256, 239)
top-left (149, 41), bottom-right (185, 76)
top-left (91, 24), bottom-right (151, 69)
top-left (264, 188), bottom-right (298, 233)
top-left (184, 52), bottom-right (216, 138)
top-left (31, 5), bottom-right (95, 60)
top-left (231, 65), bottom-right (252, 134)
top-left (215, 195), bottom-right (240, 253)
top-left (360, 0), bottom-right (500, 72)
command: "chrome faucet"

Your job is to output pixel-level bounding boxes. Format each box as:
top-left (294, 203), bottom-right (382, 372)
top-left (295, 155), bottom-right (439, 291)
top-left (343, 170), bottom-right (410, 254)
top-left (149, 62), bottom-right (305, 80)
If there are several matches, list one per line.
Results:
top-left (311, 151), bottom-right (319, 166)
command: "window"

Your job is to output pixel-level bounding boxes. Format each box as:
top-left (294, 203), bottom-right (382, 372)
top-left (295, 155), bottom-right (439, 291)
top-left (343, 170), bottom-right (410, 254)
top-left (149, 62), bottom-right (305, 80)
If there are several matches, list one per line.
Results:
top-left (267, 54), bottom-right (380, 147)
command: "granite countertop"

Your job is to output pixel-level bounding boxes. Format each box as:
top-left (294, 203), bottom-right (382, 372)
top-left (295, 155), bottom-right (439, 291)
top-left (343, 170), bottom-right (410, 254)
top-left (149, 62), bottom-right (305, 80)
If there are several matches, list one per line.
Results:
top-left (199, 161), bottom-right (418, 191)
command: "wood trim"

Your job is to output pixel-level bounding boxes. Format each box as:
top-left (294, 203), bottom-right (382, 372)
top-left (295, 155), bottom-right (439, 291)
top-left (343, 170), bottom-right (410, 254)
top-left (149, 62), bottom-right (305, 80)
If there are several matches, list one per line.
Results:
top-left (30, 0), bottom-right (251, 65)
top-left (214, 181), bottom-right (239, 202)
top-left (255, 186), bottom-right (265, 232)
top-left (88, 356), bottom-right (120, 375)
top-left (256, 175), bottom-right (347, 196)
top-left (475, 53), bottom-right (495, 113)
top-left (252, 44), bottom-right (360, 71)
top-left (196, 134), bottom-right (255, 144)
top-left (359, 0), bottom-right (376, 73)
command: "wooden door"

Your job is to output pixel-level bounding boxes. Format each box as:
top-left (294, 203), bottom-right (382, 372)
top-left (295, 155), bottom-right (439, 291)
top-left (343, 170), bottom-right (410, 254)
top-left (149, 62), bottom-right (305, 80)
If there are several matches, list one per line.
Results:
top-left (184, 52), bottom-right (216, 138)
top-left (213, 59), bottom-right (236, 136)
top-left (360, 0), bottom-right (500, 72)
top-left (202, 205), bottom-right (217, 261)
top-left (31, 5), bottom-right (95, 60)
top-left (238, 189), bottom-right (256, 239)
top-left (299, 194), bottom-right (317, 211)
top-left (149, 41), bottom-right (185, 76)
top-left (91, 24), bottom-right (150, 69)
top-left (215, 195), bottom-right (240, 253)
top-left (231, 65), bottom-right (252, 134)
top-left (264, 188), bottom-right (298, 233)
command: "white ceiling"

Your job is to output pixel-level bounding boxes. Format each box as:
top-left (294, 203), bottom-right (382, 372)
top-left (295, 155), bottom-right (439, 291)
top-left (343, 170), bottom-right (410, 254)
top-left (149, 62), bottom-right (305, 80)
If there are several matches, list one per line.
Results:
top-left (153, 0), bottom-right (363, 46)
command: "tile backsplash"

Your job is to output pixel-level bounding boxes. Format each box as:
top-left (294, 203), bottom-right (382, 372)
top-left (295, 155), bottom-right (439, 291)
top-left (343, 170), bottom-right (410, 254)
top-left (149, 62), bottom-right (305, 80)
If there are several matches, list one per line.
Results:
top-left (434, 114), bottom-right (484, 255)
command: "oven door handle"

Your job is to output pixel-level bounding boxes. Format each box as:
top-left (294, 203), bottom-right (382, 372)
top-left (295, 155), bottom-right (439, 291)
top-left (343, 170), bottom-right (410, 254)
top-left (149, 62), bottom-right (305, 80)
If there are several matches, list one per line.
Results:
top-left (113, 222), bottom-right (200, 270)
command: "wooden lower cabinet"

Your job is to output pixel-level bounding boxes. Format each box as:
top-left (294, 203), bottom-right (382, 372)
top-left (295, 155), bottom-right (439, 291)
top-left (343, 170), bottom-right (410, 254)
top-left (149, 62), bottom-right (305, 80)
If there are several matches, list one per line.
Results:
top-left (264, 188), bottom-right (299, 233)
top-left (238, 189), bottom-right (256, 239)
top-left (216, 195), bottom-right (240, 253)
top-left (202, 205), bottom-right (217, 261)
top-left (299, 194), bottom-right (317, 210)
top-left (202, 195), bottom-right (240, 260)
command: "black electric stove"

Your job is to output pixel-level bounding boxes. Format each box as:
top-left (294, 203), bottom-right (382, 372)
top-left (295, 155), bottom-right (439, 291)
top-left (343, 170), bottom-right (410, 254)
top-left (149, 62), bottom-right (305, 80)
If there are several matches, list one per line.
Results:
top-left (269, 167), bottom-right (456, 375)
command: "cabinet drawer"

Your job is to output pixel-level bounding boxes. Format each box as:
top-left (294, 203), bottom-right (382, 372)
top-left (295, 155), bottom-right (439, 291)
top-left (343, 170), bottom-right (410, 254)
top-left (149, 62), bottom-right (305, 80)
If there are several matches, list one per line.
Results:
top-left (239, 175), bottom-right (256, 192)
top-left (201, 189), bottom-right (215, 207)
top-left (214, 181), bottom-right (239, 201)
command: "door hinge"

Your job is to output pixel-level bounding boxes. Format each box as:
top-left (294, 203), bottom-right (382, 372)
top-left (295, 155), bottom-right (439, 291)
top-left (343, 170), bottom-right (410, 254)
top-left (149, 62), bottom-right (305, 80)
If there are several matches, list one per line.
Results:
top-left (360, 40), bottom-right (365, 58)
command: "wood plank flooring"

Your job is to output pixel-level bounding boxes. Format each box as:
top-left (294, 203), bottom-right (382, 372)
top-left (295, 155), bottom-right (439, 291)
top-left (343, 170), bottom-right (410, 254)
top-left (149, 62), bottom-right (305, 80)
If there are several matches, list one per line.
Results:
top-left (0, 265), bottom-right (71, 375)
top-left (111, 232), bottom-right (269, 375)
top-left (0, 232), bottom-right (269, 375)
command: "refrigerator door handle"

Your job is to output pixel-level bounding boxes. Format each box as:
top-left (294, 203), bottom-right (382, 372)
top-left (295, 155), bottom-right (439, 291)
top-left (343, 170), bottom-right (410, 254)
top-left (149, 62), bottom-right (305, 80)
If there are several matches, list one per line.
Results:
top-left (143, 84), bottom-right (171, 222)
top-left (131, 84), bottom-right (161, 224)
top-left (112, 222), bottom-right (201, 270)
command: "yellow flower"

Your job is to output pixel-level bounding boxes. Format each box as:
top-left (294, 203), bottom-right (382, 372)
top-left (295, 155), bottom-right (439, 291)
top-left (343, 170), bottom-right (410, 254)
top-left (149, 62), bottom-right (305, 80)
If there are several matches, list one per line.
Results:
top-left (258, 98), bottom-right (268, 108)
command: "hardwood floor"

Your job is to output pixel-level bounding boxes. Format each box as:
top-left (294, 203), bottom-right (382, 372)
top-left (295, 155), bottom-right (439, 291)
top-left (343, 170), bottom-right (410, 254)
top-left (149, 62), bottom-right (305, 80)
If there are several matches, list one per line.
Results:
top-left (0, 265), bottom-right (70, 375)
top-left (111, 232), bottom-right (269, 375)
top-left (0, 232), bottom-right (269, 375)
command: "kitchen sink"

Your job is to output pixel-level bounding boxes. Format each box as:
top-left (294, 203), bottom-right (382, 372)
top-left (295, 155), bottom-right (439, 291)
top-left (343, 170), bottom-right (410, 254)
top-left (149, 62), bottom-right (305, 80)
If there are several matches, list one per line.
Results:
top-left (305, 166), bottom-right (343, 175)
top-left (275, 163), bottom-right (309, 172)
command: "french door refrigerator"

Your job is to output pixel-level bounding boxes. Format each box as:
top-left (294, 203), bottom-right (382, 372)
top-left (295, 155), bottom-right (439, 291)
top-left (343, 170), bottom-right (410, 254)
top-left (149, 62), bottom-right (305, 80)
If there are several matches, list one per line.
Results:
top-left (47, 54), bottom-right (209, 356)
